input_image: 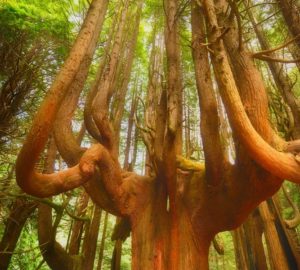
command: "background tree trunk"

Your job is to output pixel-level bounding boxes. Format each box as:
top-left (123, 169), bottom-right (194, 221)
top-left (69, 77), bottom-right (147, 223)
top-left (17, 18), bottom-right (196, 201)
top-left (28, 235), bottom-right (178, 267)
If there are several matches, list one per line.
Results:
top-left (0, 200), bottom-right (37, 269)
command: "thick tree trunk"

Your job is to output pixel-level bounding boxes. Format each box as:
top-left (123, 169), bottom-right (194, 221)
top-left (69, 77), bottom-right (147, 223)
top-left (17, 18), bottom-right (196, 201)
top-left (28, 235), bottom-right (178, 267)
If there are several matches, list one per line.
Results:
top-left (233, 212), bottom-right (268, 270)
top-left (130, 183), bottom-right (211, 270)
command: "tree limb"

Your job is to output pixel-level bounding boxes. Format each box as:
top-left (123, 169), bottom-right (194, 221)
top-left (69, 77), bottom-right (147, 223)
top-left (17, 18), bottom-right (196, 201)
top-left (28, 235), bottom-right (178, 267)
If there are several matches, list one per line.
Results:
top-left (16, 0), bottom-right (108, 197)
top-left (252, 34), bottom-right (300, 57)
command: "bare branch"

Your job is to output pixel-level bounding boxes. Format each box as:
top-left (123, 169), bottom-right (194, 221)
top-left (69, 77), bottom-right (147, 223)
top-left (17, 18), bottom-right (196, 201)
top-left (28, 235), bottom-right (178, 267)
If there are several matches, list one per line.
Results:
top-left (253, 54), bottom-right (300, 63)
top-left (252, 34), bottom-right (300, 57)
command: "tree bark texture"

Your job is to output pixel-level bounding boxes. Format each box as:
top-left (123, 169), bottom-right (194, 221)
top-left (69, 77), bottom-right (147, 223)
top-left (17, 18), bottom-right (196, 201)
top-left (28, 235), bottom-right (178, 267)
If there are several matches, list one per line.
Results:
top-left (277, 0), bottom-right (300, 49)
top-left (14, 0), bottom-right (300, 269)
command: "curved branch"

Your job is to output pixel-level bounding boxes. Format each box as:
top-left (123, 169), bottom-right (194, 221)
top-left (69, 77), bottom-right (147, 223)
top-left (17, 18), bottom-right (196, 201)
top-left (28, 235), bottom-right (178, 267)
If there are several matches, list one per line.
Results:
top-left (91, 1), bottom-right (130, 155)
top-left (84, 56), bottom-right (107, 143)
top-left (50, 3), bottom-right (120, 214)
top-left (191, 1), bottom-right (226, 186)
top-left (16, 0), bottom-right (108, 196)
top-left (203, 0), bottom-right (300, 183)
top-left (54, 0), bottom-right (108, 165)
top-left (83, 17), bottom-right (116, 143)
top-left (112, 3), bottom-right (142, 143)
top-left (16, 144), bottom-right (108, 197)
top-left (52, 34), bottom-right (120, 213)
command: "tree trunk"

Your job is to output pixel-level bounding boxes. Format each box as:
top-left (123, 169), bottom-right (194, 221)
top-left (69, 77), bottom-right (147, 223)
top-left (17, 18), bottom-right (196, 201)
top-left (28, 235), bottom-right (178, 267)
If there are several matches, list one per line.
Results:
top-left (82, 205), bottom-right (102, 270)
top-left (259, 201), bottom-right (290, 269)
top-left (112, 1), bottom-right (143, 144)
top-left (0, 199), bottom-right (37, 269)
top-left (111, 239), bottom-right (122, 270)
top-left (97, 211), bottom-right (109, 270)
top-left (38, 203), bottom-right (82, 270)
top-left (277, 0), bottom-right (300, 49)
top-left (37, 138), bottom-right (82, 270)
top-left (68, 191), bottom-right (89, 255)
top-left (92, 0), bottom-right (130, 155)
top-left (191, 0), bottom-right (225, 185)
top-left (130, 184), bottom-right (212, 270)
top-left (270, 196), bottom-right (300, 268)
top-left (232, 229), bottom-right (249, 270)
top-left (241, 210), bottom-right (268, 270)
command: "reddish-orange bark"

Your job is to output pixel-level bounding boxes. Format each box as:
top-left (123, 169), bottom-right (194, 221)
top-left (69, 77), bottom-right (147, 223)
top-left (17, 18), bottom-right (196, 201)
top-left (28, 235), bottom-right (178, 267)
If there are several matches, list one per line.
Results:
top-left (15, 0), bottom-right (300, 269)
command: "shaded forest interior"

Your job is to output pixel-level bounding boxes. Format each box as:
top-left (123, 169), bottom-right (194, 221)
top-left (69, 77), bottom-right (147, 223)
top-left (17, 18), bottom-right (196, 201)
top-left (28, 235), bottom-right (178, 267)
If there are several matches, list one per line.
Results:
top-left (1, 0), bottom-right (300, 269)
